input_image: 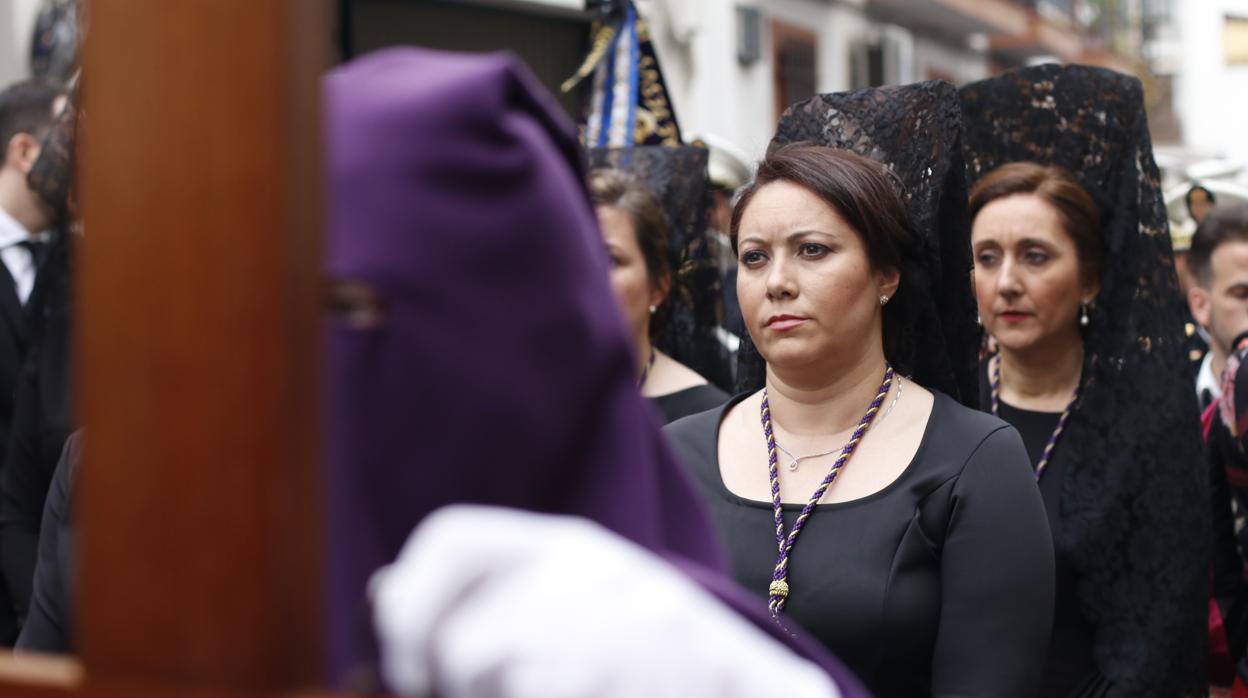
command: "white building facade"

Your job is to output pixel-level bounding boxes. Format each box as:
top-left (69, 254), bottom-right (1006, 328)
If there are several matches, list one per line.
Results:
top-left (641, 0), bottom-right (992, 162)
top-left (0, 0), bottom-right (41, 87)
top-left (1175, 0), bottom-right (1248, 162)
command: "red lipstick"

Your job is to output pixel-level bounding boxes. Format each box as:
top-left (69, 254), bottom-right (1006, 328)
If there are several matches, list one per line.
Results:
top-left (998, 310), bottom-right (1031, 323)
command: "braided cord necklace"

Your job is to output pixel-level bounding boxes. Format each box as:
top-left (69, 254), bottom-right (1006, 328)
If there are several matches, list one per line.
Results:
top-left (774, 376), bottom-right (903, 471)
top-left (762, 362), bottom-right (894, 617)
top-left (637, 347), bottom-right (657, 388)
top-left (989, 353), bottom-right (1078, 480)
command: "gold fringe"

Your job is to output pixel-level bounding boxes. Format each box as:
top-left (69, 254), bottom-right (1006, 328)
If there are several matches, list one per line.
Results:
top-left (561, 23), bottom-right (617, 94)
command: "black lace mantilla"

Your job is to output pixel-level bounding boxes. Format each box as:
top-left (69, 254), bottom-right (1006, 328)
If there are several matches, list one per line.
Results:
top-left (961, 64), bottom-right (1209, 697)
top-left (587, 146), bottom-right (733, 390)
top-left (735, 80), bottom-right (980, 406)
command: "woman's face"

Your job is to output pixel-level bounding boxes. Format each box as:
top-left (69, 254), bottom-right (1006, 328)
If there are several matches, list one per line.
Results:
top-left (736, 181), bottom-right (897, 376)
top-left (598, 204), bottom-right (664, 346)
top-left (972, 193), bottom-right (1097, 355)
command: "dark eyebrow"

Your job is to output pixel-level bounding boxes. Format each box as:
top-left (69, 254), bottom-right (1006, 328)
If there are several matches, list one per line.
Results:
top-left (738, 229), bottom-right (837, 248)
top-left (1016, 237), bottom-right (1057, 248)
top-left (788, 229), bottom-right (834, 242)
top-left (973, 236), bottom-right (1057, 250)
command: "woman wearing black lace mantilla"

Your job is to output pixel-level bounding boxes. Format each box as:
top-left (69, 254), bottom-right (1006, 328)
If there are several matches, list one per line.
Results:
top-left (588, 167), bottom-right (730, 423)
top-left (961, 64), bottom-right (1210, 698)
top-left (586, 146), bottom-right (734, 423)
top-left (664, 81), bottom-right (1055, 697)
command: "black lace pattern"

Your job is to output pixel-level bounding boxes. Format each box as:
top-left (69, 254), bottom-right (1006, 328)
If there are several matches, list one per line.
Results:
top-left (735, 80), bottom-right (980, 406)
top-left (587, 145), bottom-right (733, 390)
top-left (27, 96), bottom-right (76, 222)
top-left (961, 64), bottom-right (1209, 697)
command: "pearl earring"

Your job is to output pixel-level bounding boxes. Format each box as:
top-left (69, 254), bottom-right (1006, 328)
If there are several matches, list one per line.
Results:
top-left (1079, 303), bottom-right (1089, 327)
top-left (649, 305), bottom-right (657, 315)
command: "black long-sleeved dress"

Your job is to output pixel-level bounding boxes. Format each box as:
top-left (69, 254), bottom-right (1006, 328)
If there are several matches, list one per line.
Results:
top-left (664, 390), bottom-right (1055, 697)
top-left (991, 400), bottom-right (1104, 697)
top-left (649, 384), bottom-right (729, 425)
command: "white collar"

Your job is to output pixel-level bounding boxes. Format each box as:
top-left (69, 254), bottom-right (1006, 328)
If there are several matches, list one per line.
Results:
top-left (1197, 351), bottom-right (1222, 403)
top-left (0, 207), bottom-right (29, 248)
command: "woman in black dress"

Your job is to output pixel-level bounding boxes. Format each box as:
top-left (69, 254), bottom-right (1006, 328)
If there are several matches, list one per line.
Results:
top-left (962, 65), bottom-right (1209, 698)
top-left (664, 91), bottom-right (1055, 695)
top-left (590, 168), bottom-right (728, 423)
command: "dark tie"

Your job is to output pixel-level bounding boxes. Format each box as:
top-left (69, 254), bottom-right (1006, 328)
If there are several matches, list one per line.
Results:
top-left (17, 240), bottom-right (48, 270)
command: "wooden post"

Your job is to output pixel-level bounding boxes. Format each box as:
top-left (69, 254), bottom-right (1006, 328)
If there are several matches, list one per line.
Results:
top-left (0, 1), bottom-right (330, 695)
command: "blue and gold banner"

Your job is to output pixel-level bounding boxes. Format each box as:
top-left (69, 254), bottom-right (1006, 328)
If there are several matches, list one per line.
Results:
top-left (563, 0), bottom-right (682, 147)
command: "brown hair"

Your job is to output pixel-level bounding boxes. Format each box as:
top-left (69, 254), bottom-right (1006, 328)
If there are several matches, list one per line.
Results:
top-left (730, 143), bottom-right (910, 274)
top-left (730, 143), bottom-right (917, 360)
top-left (0, 79), bottom-right (64, 167)
top-left (1189, 203), bottom-right (1248, 287)
top-left (969, 162), bottom-right (1103, 285)
top-left (587, 169), bottom-right (671, 289)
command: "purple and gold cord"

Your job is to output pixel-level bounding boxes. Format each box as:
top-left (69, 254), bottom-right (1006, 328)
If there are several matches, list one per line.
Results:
top-left (761, 363), bottom-right (894, 617)
top-left (637, 347), bottom-right (657, 388)
top-left (989, 353), bottom-right (1078, 480)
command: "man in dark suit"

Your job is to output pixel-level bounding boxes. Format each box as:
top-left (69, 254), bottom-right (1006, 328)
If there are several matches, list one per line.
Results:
top-left (0, 79), bottom-right (68, 643)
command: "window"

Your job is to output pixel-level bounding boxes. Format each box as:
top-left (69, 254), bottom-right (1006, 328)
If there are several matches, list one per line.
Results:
top-left (772, 20), bottom-right (818, 121)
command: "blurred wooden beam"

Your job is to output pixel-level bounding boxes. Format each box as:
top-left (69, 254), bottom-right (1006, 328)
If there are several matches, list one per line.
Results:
top-left (0, 1), bottom-right (330, 695)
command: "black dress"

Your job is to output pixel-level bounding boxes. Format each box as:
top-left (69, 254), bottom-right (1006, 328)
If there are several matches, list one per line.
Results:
top-left (649, 383), bottom-right (729, 425)
top-left (992, 400), bottom-right (1105, 698)
top-left (664, 391), bottom-right (1055, 697)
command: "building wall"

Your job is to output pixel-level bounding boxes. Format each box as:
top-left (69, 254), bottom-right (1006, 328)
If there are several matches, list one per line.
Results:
top-left (349, 1), bottom-right (1000, 165)
top-left (643, 0), bottom-right (993, 164)
top-left (1176, 2), bottom-right (1248, 160)
top-left (0, 0), bottom-right (41, 88)
top-left (645, 0), bottom-right (881, 162)
top-left (914, 34), bottom-right (990, 85)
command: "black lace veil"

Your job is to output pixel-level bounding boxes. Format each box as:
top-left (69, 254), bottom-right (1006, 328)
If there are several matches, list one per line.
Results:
top-left (587, 145), bottom-right (734, 390)
top-left (735, 81), bottom-right (980, 404)
top-left (961, 64), bottom-right (1209, 697)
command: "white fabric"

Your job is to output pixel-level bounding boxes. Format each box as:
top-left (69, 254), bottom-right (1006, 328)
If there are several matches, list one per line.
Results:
top-left (0, 207), bottom-right (41, 305)
top-left (1198, 350), bottom-right (1222, 408)
top-left (371, 505), bottom-right (842, 698)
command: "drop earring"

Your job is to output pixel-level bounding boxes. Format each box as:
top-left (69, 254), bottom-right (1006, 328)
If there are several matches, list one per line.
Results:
top-left (1079, 303), bottom-right (1089, 327)
top-left (649, 305), bottom-right (657, 315)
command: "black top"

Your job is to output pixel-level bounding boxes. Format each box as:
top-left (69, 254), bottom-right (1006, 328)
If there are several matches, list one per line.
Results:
top-left (664, 391), bottom-right (1055, 697)
top-left (994, 401), bottom-right (1103, 698)
top-left (15, 430), bottom-right (78, 654)
top-left (649, 384), bottom-right (729, 425)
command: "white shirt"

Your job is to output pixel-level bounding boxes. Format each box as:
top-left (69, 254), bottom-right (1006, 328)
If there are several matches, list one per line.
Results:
top-left (0, 207), bottom-right (44, 305)
top-left (1197, 351), bottom-right (1222, 410)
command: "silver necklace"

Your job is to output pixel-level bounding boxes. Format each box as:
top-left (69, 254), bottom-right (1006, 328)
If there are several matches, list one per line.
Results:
top-left (774, 375), bottom-right (904, 472)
